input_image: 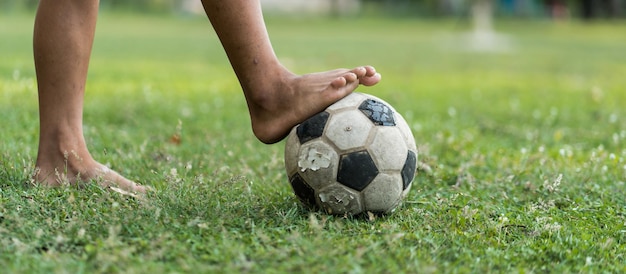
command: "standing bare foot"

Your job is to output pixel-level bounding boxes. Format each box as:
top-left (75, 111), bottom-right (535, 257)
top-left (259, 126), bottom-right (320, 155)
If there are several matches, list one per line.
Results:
top-left (32, 0), bottom-right (146, 196)
top-left (34, 146), bottom-right (147, 194)
top-left (245, 65), bottom-right (381, 144)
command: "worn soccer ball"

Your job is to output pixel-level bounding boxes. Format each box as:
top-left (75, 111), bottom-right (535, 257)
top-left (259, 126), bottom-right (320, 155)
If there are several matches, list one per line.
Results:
top-left (284, 92), bottom-right (417, 215)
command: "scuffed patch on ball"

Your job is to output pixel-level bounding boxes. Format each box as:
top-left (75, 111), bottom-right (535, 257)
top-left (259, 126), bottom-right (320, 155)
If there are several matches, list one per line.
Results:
top-left (298, 146), bottom-right (332, 172)
top-left (358, 99), bottom-right (396, 126)
top-left (317, 184), bottom-right (363, 215)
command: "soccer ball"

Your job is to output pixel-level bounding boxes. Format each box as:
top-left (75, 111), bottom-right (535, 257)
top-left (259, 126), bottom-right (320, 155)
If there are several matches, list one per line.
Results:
top-left (284, 92), bottom-right (417, 215)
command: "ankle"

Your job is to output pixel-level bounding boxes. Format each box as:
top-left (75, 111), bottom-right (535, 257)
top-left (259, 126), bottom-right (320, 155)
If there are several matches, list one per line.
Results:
top-left (36, 134), bottom-right (94, 172)
top-left (241, 64), bottom-right (294, 98)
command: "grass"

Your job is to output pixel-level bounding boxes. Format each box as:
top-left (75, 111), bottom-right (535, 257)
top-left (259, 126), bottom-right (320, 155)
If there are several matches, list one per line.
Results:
top-left (2, 11), bottom-right (626, 273)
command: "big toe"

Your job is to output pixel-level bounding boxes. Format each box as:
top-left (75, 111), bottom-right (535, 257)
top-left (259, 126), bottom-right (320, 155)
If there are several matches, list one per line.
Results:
top-left (350, 66), bottom-right (381, 86)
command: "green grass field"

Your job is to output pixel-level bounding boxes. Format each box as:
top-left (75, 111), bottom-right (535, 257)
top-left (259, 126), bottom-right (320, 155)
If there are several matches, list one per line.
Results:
top-left (2, 12), bottom-right (626, 273)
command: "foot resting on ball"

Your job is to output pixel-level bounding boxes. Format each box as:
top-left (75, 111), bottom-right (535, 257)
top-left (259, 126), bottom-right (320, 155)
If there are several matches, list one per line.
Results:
top-left (245, 65), bottom-right (381, 144)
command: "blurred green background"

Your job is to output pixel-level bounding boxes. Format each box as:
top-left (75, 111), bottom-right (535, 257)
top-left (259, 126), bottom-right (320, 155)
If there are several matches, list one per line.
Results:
top-left (2, 0), bottom-right (626, 272)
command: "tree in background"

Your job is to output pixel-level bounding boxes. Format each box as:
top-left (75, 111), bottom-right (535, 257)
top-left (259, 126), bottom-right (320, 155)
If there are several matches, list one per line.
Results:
top-left (472, 0), bottom-right (494, 34)
top-left (579, 0), bottom-right (623, 19)
top-left (465, 0), bottom-right (513, 52)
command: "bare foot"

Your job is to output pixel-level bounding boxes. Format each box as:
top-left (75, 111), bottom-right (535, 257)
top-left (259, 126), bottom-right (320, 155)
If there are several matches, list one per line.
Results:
top-left (245, 65), bottom-right (381, 144)
top-left (34, 148), bottom-right (147, 195)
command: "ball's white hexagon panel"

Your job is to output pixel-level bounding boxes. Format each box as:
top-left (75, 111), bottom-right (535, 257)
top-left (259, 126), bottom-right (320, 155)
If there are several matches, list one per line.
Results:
top-left (325, 110), bottom-right (373, 151)
top-left (326, 92), bottom-right (367, 112)
top-left (297, 139), bottom-right (339, 191)
top-left (284, 126), bottom-right (302, 176)
top-left (362, 172), bottom-right (403, 213)
top-left (317, 183), bottom-right (363, 215)
top-left (394, 111), bottom-right (417, 152)
top-left (369, 126), bottom-right (408, 171)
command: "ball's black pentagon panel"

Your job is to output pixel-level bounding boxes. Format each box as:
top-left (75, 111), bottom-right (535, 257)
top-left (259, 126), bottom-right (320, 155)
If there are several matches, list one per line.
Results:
top-left (289, 174), bottom-right (317, 208)
top-left (401, 150), bottom-right (417, 190)
top-left (337, 150), bottom-right (379, 191)
top-left (296, 111), bottom-right (330, 144)
top-left (358, 99), bottom-right (396, 126)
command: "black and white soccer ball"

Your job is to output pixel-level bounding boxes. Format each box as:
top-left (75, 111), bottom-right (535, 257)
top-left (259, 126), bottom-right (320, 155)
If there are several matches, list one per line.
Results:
top-left (284, 92), bottom-right (417, 215)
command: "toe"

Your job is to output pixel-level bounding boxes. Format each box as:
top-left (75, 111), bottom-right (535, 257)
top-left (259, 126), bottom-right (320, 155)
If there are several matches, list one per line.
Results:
top-left (344, 72), bottom-right (358, 83)
top-left (359, 72), bottom-right (381, 86)
top-left (351, 66), bottom-right (367, 78)
top-left (330, 76), bottom-right (347, 88)
top-left (332, 72), bottom-right (357, 88)
top-left (130, 183), bottom-right (149, 193)
top-left (363, 66), bottom-right (377, 77)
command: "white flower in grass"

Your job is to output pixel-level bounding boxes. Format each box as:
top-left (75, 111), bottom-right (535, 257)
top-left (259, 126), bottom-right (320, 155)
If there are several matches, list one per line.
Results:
top-left (543, 222), bottom-right (562, 232)
top-left (543, 173), bottom-right (563, 193)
